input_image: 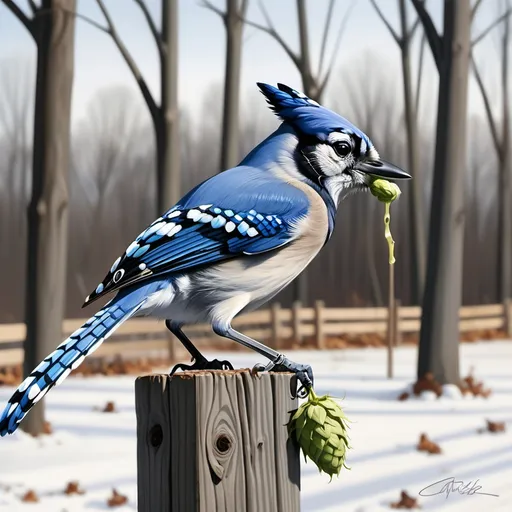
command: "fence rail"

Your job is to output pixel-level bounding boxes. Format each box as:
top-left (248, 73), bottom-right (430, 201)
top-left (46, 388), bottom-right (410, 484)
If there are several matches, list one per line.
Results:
top-left (0, 300), bottom-right (511, 366)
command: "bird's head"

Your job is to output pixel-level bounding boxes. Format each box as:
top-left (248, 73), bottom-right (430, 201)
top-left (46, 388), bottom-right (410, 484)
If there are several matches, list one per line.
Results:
top-left (257, 82), bottom-right (411, 203)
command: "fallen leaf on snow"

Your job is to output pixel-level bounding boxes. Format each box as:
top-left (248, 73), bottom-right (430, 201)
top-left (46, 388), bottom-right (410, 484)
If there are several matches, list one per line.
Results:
top-left (21, 490), bottom-right (39, 503)
top-left (64, 481), bottom-right (86, 495)
top-left (416, 433), bottom-right (441, 455)
top-left (390, 490), bottom-right (420, 509)
top-left (107, 488), bottom-right (128, 507)
top-left (486, 420), bottom-right (506, 433)
top-left (413, 373), bottom-right (442, 397)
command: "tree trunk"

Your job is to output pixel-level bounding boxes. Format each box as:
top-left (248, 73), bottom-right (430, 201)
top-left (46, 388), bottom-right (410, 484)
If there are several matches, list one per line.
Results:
top-left (398, 0), bottom-right (426, 304)
top-left (23, 0), bottom-right (75, 436)
top-left (219, 0), bottom-right (246, 172)
top-left (417, 0), bottom-right (470, 384)
top-left (158, 0), bottom-right (180, 214)
top-left (296, 0), bottom-right (316, 99)
top-left (497, 7), bottom-right (511, 302)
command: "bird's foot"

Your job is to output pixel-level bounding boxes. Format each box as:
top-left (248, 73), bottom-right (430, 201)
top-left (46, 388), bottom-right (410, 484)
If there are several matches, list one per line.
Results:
top-left (170, 354), bottom-right (234, 375)
top-left (252, 354), bottom-right (314, 398)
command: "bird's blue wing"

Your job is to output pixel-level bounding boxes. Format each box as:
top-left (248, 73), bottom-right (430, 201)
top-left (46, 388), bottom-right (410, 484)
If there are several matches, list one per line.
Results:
top-left (84, 166), bottom-right (310, 306)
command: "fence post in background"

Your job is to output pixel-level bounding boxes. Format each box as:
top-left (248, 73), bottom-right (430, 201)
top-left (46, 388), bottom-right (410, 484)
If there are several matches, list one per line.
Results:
top-left (292, 300), bottom-right (302, 345)
top-left (271, 302), bottom-right (281, 349)
top-left (314, 300), bottom-right (325, 349)
top-left (394, 299), bottom-right (402, 346)
top-left (135, 371), bottom-right (300, 512)
top-left (505, 298), bottom-right (512, 337)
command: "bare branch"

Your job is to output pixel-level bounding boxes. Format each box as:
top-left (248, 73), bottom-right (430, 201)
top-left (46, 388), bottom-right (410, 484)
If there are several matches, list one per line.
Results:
top-left (369, 0), bottom-right (400, 45)
top-left (94, 0), bottom-right (159, 122)
top-left (415, 30), bottom-right (427, 116)
top-left (47, 6), bottom-right (110, 33)
top-left (407, 15), bottom-right (421, 40)
top-left (407, 0), bottom-right (427, 40)
top-left (472, 7), bottom-right (512, 46)
top-left (1, 0), bottom-right (34, 36)
top-left (471, 0), bottom-right (485, 20)
top-left (243, 0), bottom-right (300, 68)
top-left (410, 0), bottom-right (441, 69)
top-left (239, 0), bottom-right (248, 16)
top-left (317, 0), bottom-right (335, 78)
top-left (318, 2), bottom-right (354, 95)
top-left (200, 0), bottom-right (226, 20)
top-left (27, 0), bottom-right (37, 14)
top-left (471, 56), bottom-right (501, 157)
top-left (133, 0), bottom-right (163, 57)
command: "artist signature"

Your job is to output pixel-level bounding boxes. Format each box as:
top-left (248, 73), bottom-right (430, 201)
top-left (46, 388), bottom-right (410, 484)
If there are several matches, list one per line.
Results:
top-left (419, 477), bottom-right (499, 499)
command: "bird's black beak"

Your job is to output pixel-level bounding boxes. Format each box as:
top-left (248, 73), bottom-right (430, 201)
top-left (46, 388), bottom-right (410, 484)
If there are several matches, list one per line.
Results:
top-left (355, 159), bottom-right (411, 180)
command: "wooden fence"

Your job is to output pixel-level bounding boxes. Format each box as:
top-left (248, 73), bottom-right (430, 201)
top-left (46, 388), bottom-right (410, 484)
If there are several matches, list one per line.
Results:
top-left (0, 300), bottom-right (511, 365)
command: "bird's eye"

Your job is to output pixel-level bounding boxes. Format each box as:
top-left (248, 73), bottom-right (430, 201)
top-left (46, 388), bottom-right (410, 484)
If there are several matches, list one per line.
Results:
top-left (333, 140), bottom-right (352, 157)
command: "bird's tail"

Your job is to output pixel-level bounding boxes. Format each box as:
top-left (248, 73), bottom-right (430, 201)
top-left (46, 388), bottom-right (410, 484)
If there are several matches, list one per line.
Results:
top-left (0, 294), bottom-right (147, 436)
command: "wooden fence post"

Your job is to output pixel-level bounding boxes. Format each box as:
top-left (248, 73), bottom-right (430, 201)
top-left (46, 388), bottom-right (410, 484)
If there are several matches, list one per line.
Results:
top-left (505, 298), bottom-right (512, 337)
top-left (271, 302), bottom-right (282, 349)
top-left (135, 371), bottom-right (301, 512)
top-left (292, 301), bottom-right (302, 345)
top-left (314, 300), bottom-right (325, 349)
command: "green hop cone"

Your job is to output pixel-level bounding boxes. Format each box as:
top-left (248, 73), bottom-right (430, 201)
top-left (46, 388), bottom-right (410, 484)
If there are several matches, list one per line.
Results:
top-left (369, 178), bottom-right (401, 203)
top-left (287, 388), bottom-right (350, 479)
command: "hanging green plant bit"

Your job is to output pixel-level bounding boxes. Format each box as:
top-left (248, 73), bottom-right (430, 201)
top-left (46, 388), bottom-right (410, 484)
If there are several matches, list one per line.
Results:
top-left (287, 388), bottom-right (350, 479)
top-left (369, 178), bottom-right (402, 264)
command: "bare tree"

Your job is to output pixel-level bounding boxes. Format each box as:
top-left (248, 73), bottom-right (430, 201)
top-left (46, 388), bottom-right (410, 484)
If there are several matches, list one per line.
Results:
top-left (412, 0), bottom-right (471, 384)
top-left (71, 88), bottom-right (143, 297)
top-left (1, 0), bottom-right (76, 435)
top-left (370, 0), bottom-right (426, 304)
top-left (471, 0), bottom-right (511, 302)
top-left (244, 0), bottom-right (353, 304)
top-left (245, 0), bottom-right (352, 102)
top-left (72, 0), bottom-right (180, 215)
top-left (0, 60), bottom-right (34, 321)
top-left (203, 0), bottom-right (249, 171)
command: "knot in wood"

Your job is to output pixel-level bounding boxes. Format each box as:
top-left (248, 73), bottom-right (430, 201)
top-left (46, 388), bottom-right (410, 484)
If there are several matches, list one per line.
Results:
top-left (206, 408), bottom-right (238, 481)
top-left (215, 433), bottom-right (232, 454)
top-left (149, 424), bottom-right (163, 448)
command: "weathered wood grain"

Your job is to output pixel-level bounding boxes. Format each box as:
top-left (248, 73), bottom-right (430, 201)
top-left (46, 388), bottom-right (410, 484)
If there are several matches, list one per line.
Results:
top-left (135, 370), bottom-right (300, 512)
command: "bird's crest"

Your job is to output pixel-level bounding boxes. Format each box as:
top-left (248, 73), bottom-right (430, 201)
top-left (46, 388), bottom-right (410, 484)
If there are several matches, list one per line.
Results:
top-left (257, 82), bottom-right (372, 152)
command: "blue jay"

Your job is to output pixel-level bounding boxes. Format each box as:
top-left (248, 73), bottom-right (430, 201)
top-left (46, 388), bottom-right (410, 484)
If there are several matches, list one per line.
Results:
top-left (0, 83), bottom-right (410, 436)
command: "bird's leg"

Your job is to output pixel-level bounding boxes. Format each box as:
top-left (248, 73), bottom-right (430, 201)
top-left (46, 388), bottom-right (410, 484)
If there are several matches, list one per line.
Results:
top-left (166, 320), bottom-right (233, 374)
top-left (212, 321), bottom-right (313, 398)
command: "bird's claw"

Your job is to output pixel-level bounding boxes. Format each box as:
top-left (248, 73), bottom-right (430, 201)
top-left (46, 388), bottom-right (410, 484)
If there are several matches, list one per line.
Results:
top-left (170, 356), bottom-right (234, 375)
top-left (251, 355), bottom-right (313, 398)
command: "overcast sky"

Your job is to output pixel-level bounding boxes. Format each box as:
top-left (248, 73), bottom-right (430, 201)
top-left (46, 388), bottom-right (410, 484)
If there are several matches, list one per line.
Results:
top-left (0, 0), bottom-right (506, 129)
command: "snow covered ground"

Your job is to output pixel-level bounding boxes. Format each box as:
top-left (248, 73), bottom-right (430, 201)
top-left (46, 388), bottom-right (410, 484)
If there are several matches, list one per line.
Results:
top-left (1, 340), bottom-right (511, 511)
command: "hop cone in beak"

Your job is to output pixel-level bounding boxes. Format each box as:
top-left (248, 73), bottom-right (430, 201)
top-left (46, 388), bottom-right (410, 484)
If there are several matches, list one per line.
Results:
top-left (369, 178), bottom-right (401, 203)
top-left (287, 388), bottom-right (350, 478)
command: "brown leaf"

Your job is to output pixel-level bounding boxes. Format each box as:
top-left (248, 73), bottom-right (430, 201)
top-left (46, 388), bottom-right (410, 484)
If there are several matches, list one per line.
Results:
top-left (416, 433), bottom-right (441, 455)
top-left (398, 392), bottom-right (409, 401)
top-left (413, 373), bottom-right (442, 397)
top-left (21, 490), bottom-right (39, 503)
top-left (107, 488), bottom-right (128, 507)
top-left (102, 401), bottom-right (116, 413)
top-left (64, 481), bottom-right (86, 495)
top-left (486, 420), bottom-right (506, 433)
top-left (459, 368), bottom-right (492, 398)
top-left (390, 490), bottom-right (420, 509)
